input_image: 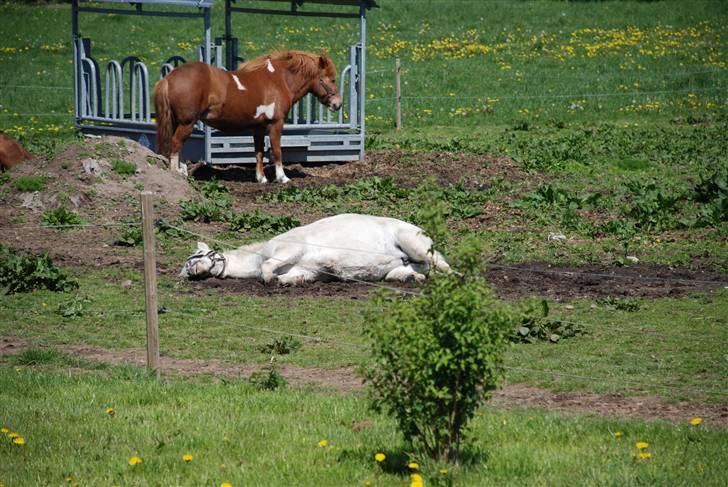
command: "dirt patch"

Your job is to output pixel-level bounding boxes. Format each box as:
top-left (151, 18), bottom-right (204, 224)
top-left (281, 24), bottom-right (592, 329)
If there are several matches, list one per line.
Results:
top-left (181, 261), bottom-right (727, 300)
top-left (2, 337), bottom-right (725, 426)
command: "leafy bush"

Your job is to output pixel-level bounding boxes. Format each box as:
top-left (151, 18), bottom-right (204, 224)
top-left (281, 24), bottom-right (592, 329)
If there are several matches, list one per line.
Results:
top-left (114, 226), bottom-right (143, 247)
top-left (57, 295), bottom-right (92, 318)
top-left (249, 360), bottom-right (287, 391)
top-left (596, 296), bottom-right (641, 312)
top-left (13, 175), bottom-right (49, 192)
top-left (228, 211), bottom-right (300, 234)
top-left (364, 237), bottom-right (515, 461)
top-left (110, 159), bottom-right (137, 176)
top-left (41, 206), bottom-right (85, 227)
top-left (0, 245), bottom-right (78, 294)
top-left (193, 177), bottom-right (230, 199)
top-left (259, 336), bottom-right (301, 355)
top-left (179, 198), bottom-right (230, 223)
top-left (621, 180), bottom-right (684, 230)
top-left (512, 300), bottom-right (585, 343)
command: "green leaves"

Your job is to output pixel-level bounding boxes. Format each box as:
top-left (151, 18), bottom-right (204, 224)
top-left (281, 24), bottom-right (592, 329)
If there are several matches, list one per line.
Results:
top-left (0, 245), bottom-right (78, 294)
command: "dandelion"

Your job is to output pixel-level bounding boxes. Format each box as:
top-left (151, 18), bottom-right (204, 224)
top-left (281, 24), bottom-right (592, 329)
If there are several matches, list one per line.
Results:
top-left (635, 441), bottom-right (649, 450)
top-left (106, 407), bottom-right (115, 417)
top-left (221, 483), bottom-right (233, 487)
top-left (13, 436), bottom-right (26, 446)
top-left (318, 439), bottom-right (329, 447)
top-left (410, 473), bottom-right (424, 487)
top-left (614, 431), bottom-right (623, 438)
top-left (128, 456), bottom-right (142, 466)
top-left (408, 461), bottom-right (419, 469)
top-left (439, 468), bottom-right (449, 474)
top-left (64, 475), bottom-right (74, 483)
top-left (8, 432), bottom-right (19, 439)
top-left (0, 427), bottom-right (8, 434)
top-left (637, 452), bottom-right (652, 460)
top-left (690, 417), bottom-right (702, 426)
top-left (374, 452), bottom-right (386, 462)
top-left (183, 453), bottom-right (194, 462)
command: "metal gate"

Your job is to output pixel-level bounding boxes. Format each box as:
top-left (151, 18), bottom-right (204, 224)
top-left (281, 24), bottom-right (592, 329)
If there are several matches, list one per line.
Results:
top-left (72, 0), bottom-right (377, 165)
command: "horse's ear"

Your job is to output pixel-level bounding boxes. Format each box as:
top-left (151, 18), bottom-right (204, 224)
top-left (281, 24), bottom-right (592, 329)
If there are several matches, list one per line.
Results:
top-left (196, 242), bottom-right (210, 252)
top-left (319, 51), bottom-right (330, 68)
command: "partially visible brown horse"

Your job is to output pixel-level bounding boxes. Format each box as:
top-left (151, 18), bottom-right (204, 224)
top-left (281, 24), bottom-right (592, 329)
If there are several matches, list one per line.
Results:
top-left (154, 50), bottom-right (342, 182)
top-left (0, 133), bottom-right (32, 171)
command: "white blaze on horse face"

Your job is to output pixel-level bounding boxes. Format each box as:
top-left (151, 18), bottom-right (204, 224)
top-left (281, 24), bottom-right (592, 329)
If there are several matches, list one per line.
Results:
top-left (254, 102), bottom-right (275, 120)
top-left (231, 74), bottom-right (246, 91)
top-left (266, 59), bottom-right (275, 72)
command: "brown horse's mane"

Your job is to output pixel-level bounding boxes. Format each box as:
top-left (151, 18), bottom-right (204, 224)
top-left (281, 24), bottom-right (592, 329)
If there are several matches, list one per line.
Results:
top-left (237, 50), bottom-right (331, 78)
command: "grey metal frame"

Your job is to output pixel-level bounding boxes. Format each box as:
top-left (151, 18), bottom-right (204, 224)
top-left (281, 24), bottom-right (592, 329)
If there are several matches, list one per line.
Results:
top-left (72, 0), bottom-right (375, 164)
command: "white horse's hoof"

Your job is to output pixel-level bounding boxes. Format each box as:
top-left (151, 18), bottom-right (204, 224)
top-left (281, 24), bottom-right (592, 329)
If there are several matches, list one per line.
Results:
top-left (257, 174), bottom-right (269, 184)
top-left (177, 164), bottom-right (188, 177)
top-left (277, 175), bottom-right (291, 184)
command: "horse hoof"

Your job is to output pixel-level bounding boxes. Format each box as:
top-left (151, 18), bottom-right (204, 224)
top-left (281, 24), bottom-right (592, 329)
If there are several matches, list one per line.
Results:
top-left (277, 175), bottom-right (291, 184)
top-left (257, 175), bottom-right (269, 184)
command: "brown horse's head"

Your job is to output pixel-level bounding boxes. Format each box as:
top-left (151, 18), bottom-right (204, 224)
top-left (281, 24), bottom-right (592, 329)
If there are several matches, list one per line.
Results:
top-left (312, 53), bottom-right (342, 112)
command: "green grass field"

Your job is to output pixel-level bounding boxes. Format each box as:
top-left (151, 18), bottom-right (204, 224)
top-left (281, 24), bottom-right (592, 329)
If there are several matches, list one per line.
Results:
top-left (1, 1), bottom-right (727, 485)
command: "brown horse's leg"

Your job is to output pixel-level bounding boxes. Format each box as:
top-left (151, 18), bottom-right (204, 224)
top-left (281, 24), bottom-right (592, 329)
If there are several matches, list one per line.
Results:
top-left (171, 123), bottom-right (194, 176)
top-left (268, 121), bottom-right (290, 184)
top-left (253, 127), bottom-right (268, 184)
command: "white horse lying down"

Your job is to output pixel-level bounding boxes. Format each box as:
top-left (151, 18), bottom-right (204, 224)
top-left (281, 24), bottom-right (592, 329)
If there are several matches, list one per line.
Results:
top-left (180, 213), bottom-right (450, 285)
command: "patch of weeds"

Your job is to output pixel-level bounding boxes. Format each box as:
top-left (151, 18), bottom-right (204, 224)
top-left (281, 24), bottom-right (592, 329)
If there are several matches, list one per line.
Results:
top-left (258, 336), bottom-right (301, 355)
top-left (0, 245), bottom-right (79, 294)
top-left (262, 176), bottom-right (407, 207)
top-left (596, 296), bottom-right (640, 312)
top-left (114, 225), bottom-right (143, 247)
top-left (512, 300), bottom-right (585, 343)
top-left (514, 183), bottom-right (601, 210)
top-left (57, 295), bottom-right (93, 318)
top-left (228, 210), bottom-right (300, 234)
top-left (621, 180), bottom-right (684, 231)
top-left (156, 219), bottom-right (194, 240)
top-left (249, 360), bottom-right (287, 391)
top-left (192, 177), bottom-right (230, 199)
top-left (110, 159), bottom-right (137, 176)
top-left (692, 168), bottom-right (728, 227)
top-left (41, 206), bottom-right (85, 227)
top-left (179, 199), bottom-right (229, 223)
top-left (13, 175), bottom-right (49, 192)
top-left (95, 142), bottom-right (118, 159)
top-left (0, 173), bottom-right (9, 185)
top-left (145, 155), bottom-right (158, 166)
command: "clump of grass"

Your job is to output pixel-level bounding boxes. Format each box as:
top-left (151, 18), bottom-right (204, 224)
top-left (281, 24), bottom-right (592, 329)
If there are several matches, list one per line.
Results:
top-left (42, 207), bottom-right (85, 227)
top-left (13, 175), bottom-right (49, 192)
top-left (111, 159), bottom-right (137, 176)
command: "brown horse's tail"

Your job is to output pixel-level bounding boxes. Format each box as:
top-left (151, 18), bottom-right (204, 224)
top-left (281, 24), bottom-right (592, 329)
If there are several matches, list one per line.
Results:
top-left (154, 78), bottom-right (173, 157)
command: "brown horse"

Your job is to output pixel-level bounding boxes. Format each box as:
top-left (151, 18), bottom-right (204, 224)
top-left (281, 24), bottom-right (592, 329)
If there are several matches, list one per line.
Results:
top-left (0, 133), bottom-right (32, 171)
top-left (154, 50), bottom-right (342, 182)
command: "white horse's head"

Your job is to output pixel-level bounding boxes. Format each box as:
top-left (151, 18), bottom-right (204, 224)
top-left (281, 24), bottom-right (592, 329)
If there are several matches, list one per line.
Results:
top-left (179, 242), bottom-right (226, 280)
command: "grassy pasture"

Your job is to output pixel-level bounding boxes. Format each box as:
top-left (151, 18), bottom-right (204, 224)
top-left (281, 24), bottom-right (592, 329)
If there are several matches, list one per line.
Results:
top-left (1, 0), bottom-right (727, 485)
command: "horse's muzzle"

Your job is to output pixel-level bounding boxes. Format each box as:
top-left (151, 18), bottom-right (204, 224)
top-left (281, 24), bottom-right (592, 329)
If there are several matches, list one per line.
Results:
top-left (328, 96), bottom-right (342, 112)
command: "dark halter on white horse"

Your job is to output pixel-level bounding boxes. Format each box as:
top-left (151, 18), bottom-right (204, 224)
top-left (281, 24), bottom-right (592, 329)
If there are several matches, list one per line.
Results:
top-left (187, 250), bottom-right (227, 279)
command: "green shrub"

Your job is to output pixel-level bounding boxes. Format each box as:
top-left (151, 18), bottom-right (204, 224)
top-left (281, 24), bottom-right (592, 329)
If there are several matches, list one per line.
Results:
top-left (41, 207), bottom-right (85, 227)
top-left (621, 180), bottom-right (684, 231)
top-left (114, 226), bottom-right (143, 246)
top-left (179, 198), bottom-right (230, 223)
top-left (364, 237), bottom-right (515, 462)
top-left (110, 159), bottom-right (137, 176)
top-left (512, 300), bottom-right (585, 343)
top-left (228, 210), bottom-right (300, 234)
top-left (259, 336), bottom-right (301, 355)
top-left (249, 361), bottom-right (287, 391)
top-left (13, 175), bottom-right (49, 192)
top-left (0, 245), bottom-right (78, 294)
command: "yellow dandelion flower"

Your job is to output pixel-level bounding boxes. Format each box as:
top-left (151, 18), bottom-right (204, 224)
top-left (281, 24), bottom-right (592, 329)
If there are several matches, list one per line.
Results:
top-left (183, 453), bottom-right (194, 462)
top-left (440, 468), bottom-right (449, 474)
top-left (221, 483), bottom-right (233, 487)
top-left (375, 452), bottom-right (386, 462)
top-left (64, 475), bottom-right (74, 482)
top-left (408, 461), bottom-right (419, 469)
top-left (8, 432), bottom-right (19, 439)
top-left (637, 452), bottom-right (652, 460)
top-left (13, 436), bottom-right (26, 445)
top-left (106, 407), bottom-right (115, 416)
top-left (614, 431), bottom-right (623, 438)
top-left (690, 417), bottom-right (702, 426)
top-left (0, 427), bottom-right (8, 434)
top-left (128, 455), bottom-right (143, 466)
top-left (635, 441), bottom-right (649, 450)
top-left (318, 439), bottom-right (329, 447)
top-left (410, 473), bottom-right (423, 487)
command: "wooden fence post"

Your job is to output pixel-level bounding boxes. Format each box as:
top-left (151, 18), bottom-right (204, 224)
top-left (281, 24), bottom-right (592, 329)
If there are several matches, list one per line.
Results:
top-left (140, 191), bottom-right (160, 379)
top-left (395, 58), bottom-right (402, 130)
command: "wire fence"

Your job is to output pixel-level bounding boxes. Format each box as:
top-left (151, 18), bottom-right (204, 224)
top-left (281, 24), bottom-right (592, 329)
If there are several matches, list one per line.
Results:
top-left (2, 217), bottom-right (726, 403)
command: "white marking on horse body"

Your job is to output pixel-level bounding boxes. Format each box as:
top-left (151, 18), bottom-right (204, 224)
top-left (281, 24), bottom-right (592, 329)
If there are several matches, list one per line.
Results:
top-left (266, 59), bottom-right (275, 72)
top-left (254, 102), bottom-right (275, 120)
top-left (231, 74), bottom-right (246, 91)
top-left (275, 165), bottom-right (290, 184)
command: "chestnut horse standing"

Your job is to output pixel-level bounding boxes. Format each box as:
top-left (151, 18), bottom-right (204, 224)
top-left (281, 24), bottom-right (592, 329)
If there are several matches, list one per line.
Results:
top-left (154, 50), bottom-right (342, 182)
